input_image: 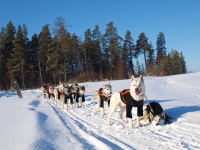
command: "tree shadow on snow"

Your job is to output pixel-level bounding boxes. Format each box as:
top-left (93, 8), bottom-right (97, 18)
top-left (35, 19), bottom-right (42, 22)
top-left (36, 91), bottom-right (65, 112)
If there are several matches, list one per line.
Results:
top-left (28, 100), bottom-right (40, 107)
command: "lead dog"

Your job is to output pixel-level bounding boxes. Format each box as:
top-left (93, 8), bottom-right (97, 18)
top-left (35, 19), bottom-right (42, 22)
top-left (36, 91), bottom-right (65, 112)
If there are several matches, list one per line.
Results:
top-left (107, 75), bottom-right (145, 129)
top-left (91, 82), bottom-right (112, 115)
top-left (140, 102), bottom-right (172, 126)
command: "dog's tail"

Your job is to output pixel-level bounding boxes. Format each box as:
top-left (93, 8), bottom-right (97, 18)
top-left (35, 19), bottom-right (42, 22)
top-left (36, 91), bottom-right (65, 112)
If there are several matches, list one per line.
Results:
top-left (91, 94), bottom-right (98, 101)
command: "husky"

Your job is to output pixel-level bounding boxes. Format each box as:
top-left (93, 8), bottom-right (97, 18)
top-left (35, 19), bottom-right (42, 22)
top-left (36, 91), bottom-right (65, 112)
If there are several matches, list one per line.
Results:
top-left (47, 86), bottom-right (55, 103)
top-left (74, 84), bottom-right (88, 108)
top-left (91, 82), bottom-right (112, 115)
top-left (107, 75), bottom-right (145, 129)
top-left (54, 82), bottom-right (65, 106)
top-left (42, 84), bottom-right (51, 100)
top-left (61, 83), bottom-right (73, 110)
top-left (140, 102), bottom-right (172, 126)
top-left (70, 83), bottom-right (79, 100)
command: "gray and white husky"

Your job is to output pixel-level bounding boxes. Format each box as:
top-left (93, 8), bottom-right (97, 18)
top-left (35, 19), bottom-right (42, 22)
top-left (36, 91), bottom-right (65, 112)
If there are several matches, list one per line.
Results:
top-left (47, 86), bottom-right (55, 103)
top-left (61, 83), bottom-right (73, 110)
top-left (74, 84), bottom-right (88, 108)
top-left (140, 102), bottom-right (172, 126)
top-left (91, 82), bottom-right (112, 115)
top-left (107, 75), bottom-right (145, 129)
top-left (54, 82), bottom-right (73, 109)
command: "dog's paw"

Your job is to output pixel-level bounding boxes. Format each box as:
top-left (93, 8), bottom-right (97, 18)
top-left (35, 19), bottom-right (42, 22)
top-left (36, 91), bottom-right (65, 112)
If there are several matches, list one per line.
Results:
top-left (129, 125), bottom-right (135, 129)
top-left (136, 123), bottom-right (141, 127)
top-left (121, 120), bottom-right (126, 124)
top-left (107, 122), bottom-right (111, 126)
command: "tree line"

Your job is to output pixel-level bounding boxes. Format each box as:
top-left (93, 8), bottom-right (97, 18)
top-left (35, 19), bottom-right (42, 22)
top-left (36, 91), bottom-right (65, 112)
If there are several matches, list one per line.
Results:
top-left (0, 17), bottom-right (186, 90)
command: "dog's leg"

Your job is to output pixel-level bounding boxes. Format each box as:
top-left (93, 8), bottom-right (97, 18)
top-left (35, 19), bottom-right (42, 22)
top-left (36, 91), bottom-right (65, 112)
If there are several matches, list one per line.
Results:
top-left (102, 108), bottom-right (105, 115)
top-left (76, 98), bottom-right (79, 108)
top-left (128, 118), bottom-right (134, 129)
top-left (119, 106), bottom-right (126, 124)
top-left (107, 104), bottom-right (118, 126)
top-left (136, 116), bottom-right (141, 127)
top-left (55, 96), bottom-right (57, 106)
top-left (74, 94), bottom-right (76, 106)
top-left (71, 99), bottom-right (73, 109)
top-left (81, 96), bottom-right (83, 108)
top-left (62, 97), bottom-right (64, 109)
top-left (96, 97), bottom-right (101, 113)
top-left (46, 93), bottom-right (48, 102)
top-left (66, 99), bottom-right (68, 110)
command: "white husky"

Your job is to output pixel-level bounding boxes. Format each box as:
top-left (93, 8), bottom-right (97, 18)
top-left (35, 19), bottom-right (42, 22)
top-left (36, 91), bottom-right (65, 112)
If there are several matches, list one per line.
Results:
top-left (107, 75), bottom-right (145, 129)
top-left (91, 82), bottom-right (112, 115)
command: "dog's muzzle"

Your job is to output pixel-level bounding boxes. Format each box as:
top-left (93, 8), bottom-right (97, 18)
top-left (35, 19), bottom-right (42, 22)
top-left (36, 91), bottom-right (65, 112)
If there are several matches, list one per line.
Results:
top-left (135, 88), bottom-right (142, 95)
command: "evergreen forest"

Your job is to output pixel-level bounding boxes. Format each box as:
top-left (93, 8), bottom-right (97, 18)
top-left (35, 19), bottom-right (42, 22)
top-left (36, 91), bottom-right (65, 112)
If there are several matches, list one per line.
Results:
top-left (0, 17), bottom-right (186, 90)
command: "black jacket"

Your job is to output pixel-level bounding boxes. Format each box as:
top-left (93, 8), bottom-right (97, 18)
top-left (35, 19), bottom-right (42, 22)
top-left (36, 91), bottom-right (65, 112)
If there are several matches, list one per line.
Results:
top-left (98, 88), bottom-right (110, 108)
top-left (120, 89), bottom-right (143, 118)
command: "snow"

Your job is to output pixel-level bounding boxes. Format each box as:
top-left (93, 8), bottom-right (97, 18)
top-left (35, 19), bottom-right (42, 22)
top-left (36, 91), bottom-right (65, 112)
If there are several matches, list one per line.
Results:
top-left (0, 72), bottom-right (200, 150)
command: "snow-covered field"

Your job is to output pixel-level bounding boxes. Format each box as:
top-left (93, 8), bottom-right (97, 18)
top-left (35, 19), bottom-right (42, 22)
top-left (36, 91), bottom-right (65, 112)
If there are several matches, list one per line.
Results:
top-left (0, 72), bottom-right (200, 150)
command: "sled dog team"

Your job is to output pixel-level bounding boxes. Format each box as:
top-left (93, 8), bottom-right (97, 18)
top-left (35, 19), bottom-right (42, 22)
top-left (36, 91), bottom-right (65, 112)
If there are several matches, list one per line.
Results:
top-left (43, 75), bottom-right (171, 129)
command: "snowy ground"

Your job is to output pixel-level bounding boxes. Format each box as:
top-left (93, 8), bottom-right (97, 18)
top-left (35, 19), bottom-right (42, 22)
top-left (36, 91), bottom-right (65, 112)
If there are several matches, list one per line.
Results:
top-left (0, 72), bottom-right (200, 150)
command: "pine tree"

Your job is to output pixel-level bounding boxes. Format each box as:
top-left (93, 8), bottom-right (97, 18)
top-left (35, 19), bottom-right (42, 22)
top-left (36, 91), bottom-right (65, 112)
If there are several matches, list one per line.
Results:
top-left (122, 30), bottom-right (135, 75)
top-left (51, 17), bottom-right (72, 82)
top-left (5, 21), bottom-right (16, 60)
top-left (135, 32), bottom-right (150, 72)
top-left (156, 32), bottom-right (166, 69)
top-left (29, 33), bottom-right (40, 87)
top-left (135, 59), bottom-right (142, 76)
top-left (71, 33), bottom-right (81, 74)
top-left (84, 28), bottom-right (95, 72)
top-left (103, 22), bottom-right (123, 79)
top-left (0, 27), bottom-right (7, 89)
top-left (92, 25), bottom-right (102, 79)
top-left (39, 24), bottom-right (52, 84)
top-left (9, 25), bottom-right (28, 89)
top-left (179, 52), bottom-right (186, 73)
top-left (146, 42), bottom-right (155, 75)
top-left (161, 54), bottom-right (172, 76)
top-left (170, 49), bottom-right (180, 74)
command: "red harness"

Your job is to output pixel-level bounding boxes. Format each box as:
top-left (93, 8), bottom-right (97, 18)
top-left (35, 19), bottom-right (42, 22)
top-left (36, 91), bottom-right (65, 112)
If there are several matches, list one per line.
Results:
top-left (48, 90), bottom-right (53, 96)
top-left (98, 89), bottom-right (110, 102)
top-left (57, 89), bottom-right (62, 95)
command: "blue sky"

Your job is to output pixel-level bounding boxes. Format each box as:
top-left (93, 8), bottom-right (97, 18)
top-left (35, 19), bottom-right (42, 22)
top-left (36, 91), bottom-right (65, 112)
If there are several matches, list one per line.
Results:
top-left (1, 0), bottom-right (200, 72)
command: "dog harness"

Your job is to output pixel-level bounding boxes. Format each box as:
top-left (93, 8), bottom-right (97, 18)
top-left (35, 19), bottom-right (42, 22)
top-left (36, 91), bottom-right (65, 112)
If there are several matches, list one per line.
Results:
top-left (57, 89), bottom-right (62, 100)
top-left (43, 84), bottom-right (51, 93)
top-left (75, 88), bottom-right (85, 103)
top-left (47, 90), bottom-right (55, 99)
top-left (120, 89), bottom-right (143, 118)
top-left (98, 88), bottom-right (110, 108)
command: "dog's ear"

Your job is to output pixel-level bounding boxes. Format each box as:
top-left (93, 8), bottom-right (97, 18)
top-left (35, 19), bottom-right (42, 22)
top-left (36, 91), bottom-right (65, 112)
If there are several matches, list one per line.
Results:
top-left (103, 83), bottom-right (105, 88)
top-left (139, 75), bottom-right (144, 82)
top-left (161, 111), bottom-right (166, 119)
top-left (131, 75), bottom-right (135, 83)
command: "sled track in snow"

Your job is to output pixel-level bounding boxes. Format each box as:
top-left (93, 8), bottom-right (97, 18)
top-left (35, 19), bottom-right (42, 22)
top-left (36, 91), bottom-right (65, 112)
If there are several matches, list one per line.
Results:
top-left (42, 99), bottom-right (199, 150)
top-left (81, 105), bottom-right (200, 149)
